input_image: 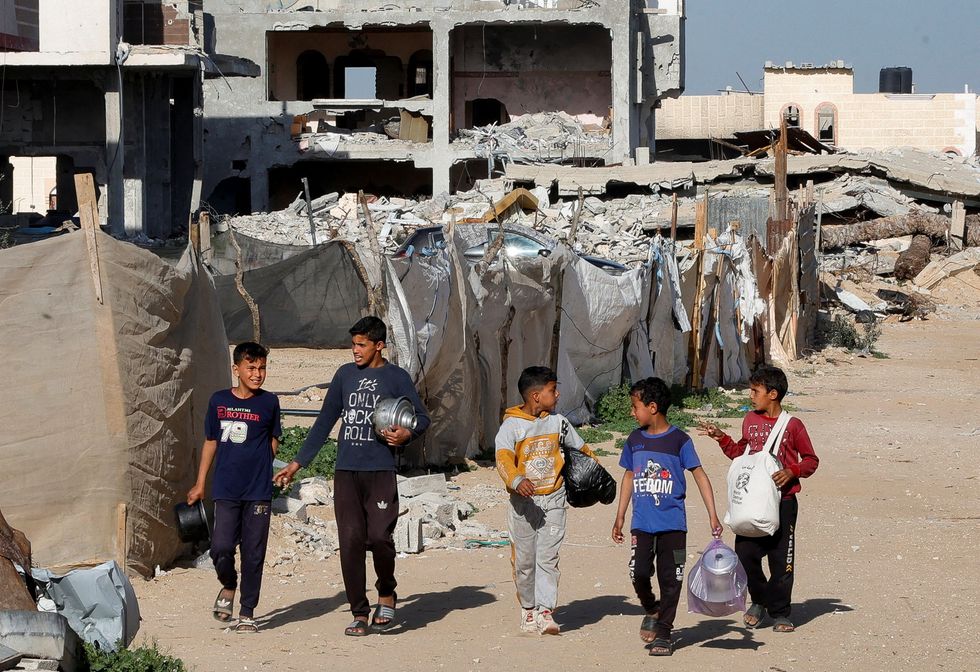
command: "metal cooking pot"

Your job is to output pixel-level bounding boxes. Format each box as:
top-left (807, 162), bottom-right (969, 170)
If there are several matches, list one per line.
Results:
top-left (174, 500), bottom-right (211, 543)
top-left (372, 396), bottom-right (418, 437)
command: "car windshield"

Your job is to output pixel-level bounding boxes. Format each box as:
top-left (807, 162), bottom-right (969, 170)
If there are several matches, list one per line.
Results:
top-left (487, 231), bottom-right (547, 256)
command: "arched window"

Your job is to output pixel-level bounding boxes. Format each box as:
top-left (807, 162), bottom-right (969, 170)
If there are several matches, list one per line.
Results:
top-left (296, 50), bottom-right (329, 101)
top-left (781, 104), bottom-right (801, 128)
top-left (816, 103), bottom-right (837, 144)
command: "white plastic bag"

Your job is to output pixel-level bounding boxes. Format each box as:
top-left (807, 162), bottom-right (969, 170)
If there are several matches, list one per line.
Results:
top-left (724, 412), bottom-right (789, 537)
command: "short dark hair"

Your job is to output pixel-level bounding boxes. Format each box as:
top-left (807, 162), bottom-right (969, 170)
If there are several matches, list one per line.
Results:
top-left (630, 377), bottom-right (671, 415)
top-left (750, 365), bottom-right (788, 401)
top-left (233, 341), bottom-right (269, 364)
top-left (518, 366), bottom-right (557, 399)
top-left (349, 316), bottom-right (387, 343)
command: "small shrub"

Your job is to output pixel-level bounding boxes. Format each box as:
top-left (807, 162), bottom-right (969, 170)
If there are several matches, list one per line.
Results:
top-left (595, 382), bottom-right (634, 425)
top-left (82, 642), bottom-right (186, 672)
top-left (276, 426), bottom-right (337, 480)
top-left (827, 313), bottom-right (861, 350)
top-left (577, 426), bottom-right (614, 444)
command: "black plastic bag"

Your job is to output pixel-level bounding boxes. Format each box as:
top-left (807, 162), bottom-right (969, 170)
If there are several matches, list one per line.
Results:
top-left (560, 421), bottom-right (617, 508)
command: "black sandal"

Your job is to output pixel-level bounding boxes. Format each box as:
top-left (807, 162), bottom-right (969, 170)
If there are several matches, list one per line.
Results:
top-left (744, 603), bottom-right (767, 628)
top-left (345, 618), bottom-right (369, 637)
top-left (772, 616), bottom-right (795, 632)
top-left (371, 594), bottom-right (397, 632)
top-left (212, 589), bottom-right (234, 622)
top-left (640, 614), bottom-right (659, 643)
top-left (648, 637), bottom-right (673, 656)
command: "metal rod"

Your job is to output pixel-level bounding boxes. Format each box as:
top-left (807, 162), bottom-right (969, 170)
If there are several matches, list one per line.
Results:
top-left (281, 408), bottom-right (322, 417)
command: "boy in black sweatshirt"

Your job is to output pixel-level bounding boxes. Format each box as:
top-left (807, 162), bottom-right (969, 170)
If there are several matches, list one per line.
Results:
top-left (275, 316), bottom-right (430, 636)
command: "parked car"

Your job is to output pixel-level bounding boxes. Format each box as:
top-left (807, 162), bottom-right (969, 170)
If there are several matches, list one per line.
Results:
top-left (392, 225), bottom-right (628, 275)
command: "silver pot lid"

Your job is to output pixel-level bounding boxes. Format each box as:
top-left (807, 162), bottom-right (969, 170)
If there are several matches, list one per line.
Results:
top-left (373, 396), bottom-right (418, 436)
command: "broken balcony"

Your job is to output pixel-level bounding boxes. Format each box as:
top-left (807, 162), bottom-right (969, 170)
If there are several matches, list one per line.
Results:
top-left (269, 26), bottom-right (434, 154)
top-left (449, 23), bottom-right (613, 172)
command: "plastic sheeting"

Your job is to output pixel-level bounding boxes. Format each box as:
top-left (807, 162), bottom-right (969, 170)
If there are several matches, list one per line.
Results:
top-left (30, 561), bottom-right (140, 652)
top-left (0, 232), bottom-right (230, 576)
top-left (215, 240), bottom-right (370, 347)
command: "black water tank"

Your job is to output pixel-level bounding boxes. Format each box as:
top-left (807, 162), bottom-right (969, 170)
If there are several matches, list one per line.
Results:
top-left (880, 67), bottom-right (913, 93)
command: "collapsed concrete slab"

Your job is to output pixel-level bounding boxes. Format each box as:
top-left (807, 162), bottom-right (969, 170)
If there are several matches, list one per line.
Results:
top-left (397, 474), bottom-right (449, 498)
top-left (0, 612), bottom-right (81, 672)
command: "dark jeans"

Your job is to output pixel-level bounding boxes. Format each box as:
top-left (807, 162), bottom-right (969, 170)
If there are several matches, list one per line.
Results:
top-left (334, 470), bottom-right (399, 617)
top-left (211, 499), bottom-right (271, 618)
top-left (734, 496), bottom-right (798, 619)
top-left (630, 529), bottom-right (687, 638)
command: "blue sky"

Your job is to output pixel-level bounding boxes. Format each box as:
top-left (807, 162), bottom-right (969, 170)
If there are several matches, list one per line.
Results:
top-left (684, 0), bottom-right (980, 95)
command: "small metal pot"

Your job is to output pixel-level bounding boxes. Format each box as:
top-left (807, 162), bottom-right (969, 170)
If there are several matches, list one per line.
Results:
top-left (373, 396), bottom-right (418, 436)
top-left (174, 500), bottom-right (211, 543)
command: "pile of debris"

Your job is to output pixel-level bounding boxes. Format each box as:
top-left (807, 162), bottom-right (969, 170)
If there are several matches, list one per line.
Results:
top-left (224, 180), bottom-right (673, 264)
top-left (266, 473), bottom-right (505, 563)
top-left (456, 111), bottom-right (610, 169)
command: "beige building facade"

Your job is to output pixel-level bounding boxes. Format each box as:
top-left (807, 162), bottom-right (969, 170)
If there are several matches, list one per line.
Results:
top-left (657, 64), bottom-right (979, 156)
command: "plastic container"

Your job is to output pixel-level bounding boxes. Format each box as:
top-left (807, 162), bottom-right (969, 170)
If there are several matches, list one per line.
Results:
top-left (687, 538), bottom-right (747, 617)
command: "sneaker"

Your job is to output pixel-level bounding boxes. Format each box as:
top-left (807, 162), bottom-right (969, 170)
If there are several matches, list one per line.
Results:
top-left (520, 609), bottom-right (538, 633)
top-left (537, 609), bottom-right (560, 635)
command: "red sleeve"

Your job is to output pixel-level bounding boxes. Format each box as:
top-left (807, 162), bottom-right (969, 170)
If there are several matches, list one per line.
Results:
top-left (786, 419), bottom-right (819, 478)
top-left (719, 415), bottom-right (751, 460)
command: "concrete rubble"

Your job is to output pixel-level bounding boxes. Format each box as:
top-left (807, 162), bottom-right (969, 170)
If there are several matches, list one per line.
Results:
top-left (267, 473), bottom-right (506, 560)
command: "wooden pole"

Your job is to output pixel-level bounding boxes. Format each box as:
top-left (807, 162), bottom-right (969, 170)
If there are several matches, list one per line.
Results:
top-left (358, 190), bottom-right (387, 318)
top-left (74, 173), bottom-right (104, 305)
top-left (548, 189), bottom-right (583, 371)
top-left (228, 228), bottom-right (261, 342)
top-left (116, 502), bottom-right (128, 573)
top-left (302, 177), bottom-right (317, 245)
top-left (670, 192), bottom-right (678, 241)
top-left (687, 198), bottom-right (708, 389)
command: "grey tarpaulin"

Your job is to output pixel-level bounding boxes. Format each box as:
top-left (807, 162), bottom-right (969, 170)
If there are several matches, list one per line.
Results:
top-left (30, 561), bottom-right (139, 652)
top-left (556, 250), bottom-right (646, 424)
top-left (214, 240), bottom-right (370, 347)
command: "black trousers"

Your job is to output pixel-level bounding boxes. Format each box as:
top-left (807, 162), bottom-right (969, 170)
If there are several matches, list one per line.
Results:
top-left (630, 529), bottom-right (687, 638)
top-left (734, 496), bottom-right (798, 619)
top-left (334, 470), bottom-right (399, 617)
top-left (211, 499), bottom-right (272, 618)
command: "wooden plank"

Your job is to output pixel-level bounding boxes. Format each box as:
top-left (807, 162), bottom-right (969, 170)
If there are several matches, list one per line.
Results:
top-left (116, 502), bottom-right (128, 573)
top-left (774, 116), bottom-right (789, 222)
top-left (74, 172), bottom-right (104, 305)
top-left (687, 198), bottom-right (709, 388)
top-left (482, 187), bottom-right (539, 223)
top-left (398, 109), bottom-right (429, 143)
top-left (670, 193), bottom-right (678, 240)
top-left (951, 200), bottom-right (966, 250)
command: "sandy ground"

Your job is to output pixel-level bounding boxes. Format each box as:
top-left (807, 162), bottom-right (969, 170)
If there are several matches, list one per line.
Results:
top-left (139, 318), bottom-right (980, 672)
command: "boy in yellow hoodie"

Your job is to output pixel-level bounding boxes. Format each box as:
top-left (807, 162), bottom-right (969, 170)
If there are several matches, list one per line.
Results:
top-left (495, 366), bottom-right (599, 635)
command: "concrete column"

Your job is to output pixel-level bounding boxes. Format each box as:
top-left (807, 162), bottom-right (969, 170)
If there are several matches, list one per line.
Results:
top-left (104, 73), bottom-right (125, 236)
top-left (55, 156), bottom-right (78, 215)
top-left (249, 158), bottom-right (269, 213)
top-left (430, 21), bottom-right (452, 195)
top-left (123, 75), bottom-right (145, 237)
top-left (609, 22), bottom-right (632, 165)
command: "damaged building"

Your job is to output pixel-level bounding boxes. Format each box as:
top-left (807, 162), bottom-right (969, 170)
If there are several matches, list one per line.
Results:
top-left (0, 0), bottom-right (212, 239)
top-left (657, 62), bottom-right (979, 160)
top-left (201, 0), bottom-right (685, 215)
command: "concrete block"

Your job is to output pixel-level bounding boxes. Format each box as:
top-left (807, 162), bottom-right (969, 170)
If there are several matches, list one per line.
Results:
top-left (293, 477), bottom-right (332, 505)
top-left (635, 147), bottom-right (650, 165)
top-left (394, 516), bottom-right (424, 554)
top-left (0, 612), bottom-right (81, 672)
top-left (397, 473), bottom-right (447, 498)
top-left (273, 497), bottom-right (308, 522)
top-left (15, 659), bottom-right (59, 671)
top-left (1, 644), bottom-right (22, 671)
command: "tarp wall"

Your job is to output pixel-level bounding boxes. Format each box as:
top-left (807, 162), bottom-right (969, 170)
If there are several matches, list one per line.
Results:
top-left (0, 232), bottom-right (230, 576)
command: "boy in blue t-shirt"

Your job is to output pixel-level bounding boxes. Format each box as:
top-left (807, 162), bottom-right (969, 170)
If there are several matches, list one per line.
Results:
top-left (611, 377), bottom-right (721, 657)
top-left (187, 342), bottom-right (282, 633)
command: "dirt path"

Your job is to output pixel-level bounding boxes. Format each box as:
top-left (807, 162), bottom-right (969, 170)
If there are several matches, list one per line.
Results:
top-left (139, 319), bottom-right (980, 671)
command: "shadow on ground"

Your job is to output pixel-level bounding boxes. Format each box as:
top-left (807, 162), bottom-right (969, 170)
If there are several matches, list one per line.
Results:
top-left (388, 584), bottom-right (498, 633)
top-left (258, 591), bottom-right (348, 630)
top-left (559, 595), bottom-right (646, 633)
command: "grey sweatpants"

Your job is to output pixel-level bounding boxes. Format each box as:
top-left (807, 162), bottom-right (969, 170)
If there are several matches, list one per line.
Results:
top-left (508, 486), bottom-right (567, 611)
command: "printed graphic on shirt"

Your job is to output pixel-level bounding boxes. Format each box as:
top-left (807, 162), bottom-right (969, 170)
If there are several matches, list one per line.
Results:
top-left (519, 435), bottom-right (560, 487)
top-left (341, 377), bottom-right (382, 444)
top-left (634, 459), bottom-right (674, 505)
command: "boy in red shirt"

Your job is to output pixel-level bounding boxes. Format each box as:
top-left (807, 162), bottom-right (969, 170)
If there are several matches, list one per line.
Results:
top-left (700, 366), bottom-right (818, 633)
